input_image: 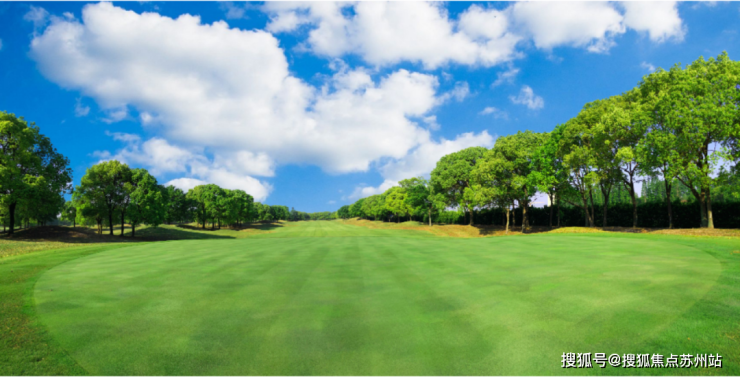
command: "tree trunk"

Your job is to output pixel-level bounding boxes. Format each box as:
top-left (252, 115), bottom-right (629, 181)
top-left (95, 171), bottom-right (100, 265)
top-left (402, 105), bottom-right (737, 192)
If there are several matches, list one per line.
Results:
top-left (120, 210), bottom-right (125, 236)
top-left (557, 196), bottom-right (561, 227)
top-left (706, 188), bottom-right (714, 229)
top-left (521, 202), bottom-right (528, 232)
top-left (505, 208), bottom-right (510, 233)
top-left (664, 179), bottom-right (673, 229)
top-left (698, 193), bottom-right (708, 228)
top-left (512, 204), bottom-right (516, 227)
top-left (470, 208), bottom-right (474, 226)
top-left (600, 183), bottom-right (611, 228)
top-left (588, 190), bottom-right (595, 228)
top-left (428, 207), bottom-right (432, 227)
top-left (73, 218), bottom-right (76, 228)
top-left (628, 180), bottom-right (638, 228)
top-left (8, 201), bottom-right (16, 235)
top-left (548, 192), bottom-right (554, 228)
top-left (132, 224), bottom-right (136, 237)
top-left (108, 208), bottom-right (114, 235)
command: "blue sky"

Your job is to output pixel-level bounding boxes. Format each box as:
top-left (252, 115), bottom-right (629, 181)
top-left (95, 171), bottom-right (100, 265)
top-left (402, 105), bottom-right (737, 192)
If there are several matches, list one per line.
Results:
top-left (1, 1), bottom-right (739, 212)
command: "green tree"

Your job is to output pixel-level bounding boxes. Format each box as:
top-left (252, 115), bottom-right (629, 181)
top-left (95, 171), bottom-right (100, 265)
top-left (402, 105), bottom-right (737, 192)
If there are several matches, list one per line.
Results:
top-left (430, 146), bottom-right (488, 225)
top-left (639, 52), bottom-right (740, 228)
top-left (591, 91), bottom-right (649, 227)
top-left (126, 169), bottom-right (167, 237)
top-left (186, 184), bottom-right (223, 229)
top-left (349, 198), bottom-right (366, 218)
top-left (61, 200), bottom-right (77, 227)
top-left (336, 205), bottom-right (350, 219)
top-left (77, 160), bottom-right (132, 235)
top-left (0, 112), bottom-right (72, 234)
top-left (529, 130), bottom-right (568, 227)
top-left (165, 185), bottom-right (190, 224)
top-left (384, 186), bottom-right (411, 223)
top-left (228, 189), bottom-right (253, 227)
top-left (483, 131), bottom-right (546, 230)
top-left (399, 177), bottom-right (439, 226)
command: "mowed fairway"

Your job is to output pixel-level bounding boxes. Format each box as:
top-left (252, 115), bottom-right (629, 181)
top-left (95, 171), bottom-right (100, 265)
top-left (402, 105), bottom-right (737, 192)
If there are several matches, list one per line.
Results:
top-left (33, 221), bottom-right (732, 375)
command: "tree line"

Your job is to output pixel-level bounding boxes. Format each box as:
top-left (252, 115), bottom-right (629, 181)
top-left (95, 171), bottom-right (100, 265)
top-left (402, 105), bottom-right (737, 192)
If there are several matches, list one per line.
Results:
top-left (0, 112), bottom-right (311, 235)
top-left (338, 52), bottom-right (740, 230)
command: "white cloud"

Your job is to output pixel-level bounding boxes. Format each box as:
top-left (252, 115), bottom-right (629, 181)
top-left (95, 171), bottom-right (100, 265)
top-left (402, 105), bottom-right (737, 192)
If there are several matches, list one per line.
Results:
top-left (74, 98), bottom-right (90, 117)
top-left (219, 2), bottom-right (248, 20)
top-left (349, 180), bottom-right (399, 200)
top-left (641, 61), bottom-right (656, 72)
top-left (479, 107), bottom-right (508, 119)
top-left (264, 2), bottom-right (522, 69)
top-left (621, 2), bottom-right (685, 42)
top-left (165, 177), bottom-right (207, 193)
top-left (102, 107), bottom-right (127, 124)
top-left (422, 115), bottom-right (440, 131)
top-left (510, 85), bottom-right (544, 110)
top-left (510, 2), bottom-right (625, 53)
top-left (491, 65), bottom-right (519, 87)
top-left (438, 81), bottom-right (470, 103)
top-left (24, 5), bottom-right (49, 31)
top-left (265, 2), bottom-right (686, 67)
top-left (94, 133), bottom-right (273, 201)
top-left (29, 3), bottom-right (451, 177)
top-left (350, 131), bottom-right (494, 200)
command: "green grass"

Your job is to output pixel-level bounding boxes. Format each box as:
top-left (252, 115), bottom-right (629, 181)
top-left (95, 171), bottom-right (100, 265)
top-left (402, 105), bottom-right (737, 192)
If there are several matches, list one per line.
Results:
top-left (14, 221), bottom-right (738, 375)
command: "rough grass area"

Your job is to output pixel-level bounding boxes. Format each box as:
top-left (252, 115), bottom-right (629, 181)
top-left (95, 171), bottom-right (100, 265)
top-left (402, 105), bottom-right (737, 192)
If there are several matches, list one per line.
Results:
top-left (341, 218), bottom-right (740, 239)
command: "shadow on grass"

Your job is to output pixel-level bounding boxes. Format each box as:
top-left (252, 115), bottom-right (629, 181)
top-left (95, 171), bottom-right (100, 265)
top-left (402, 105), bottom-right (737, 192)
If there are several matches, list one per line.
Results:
top-left (175, 222), bottom-right (284, 232)
top-left (1, 225), bottom-right (233, 244)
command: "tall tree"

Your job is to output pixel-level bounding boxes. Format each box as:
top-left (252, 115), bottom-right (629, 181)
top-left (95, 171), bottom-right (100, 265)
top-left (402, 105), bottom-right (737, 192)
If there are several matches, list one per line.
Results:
top-left (165, 185), bottom-right (190, 224)
top-left (482, 131), bottom-right (546, 230)
top-left (186, 184), bottom-right (223, 229)
top-left (639, 52), bottom-right (740, 228)
top-left (399, 177), bottom-right (439, 226)
top-left (431, 146), bottom-right (488, 225)
top-left (61, 200), bottom-right (77, 227)
top-left (384, 186), bottom-right (411, 223)
top-left (126, 169), bottom-right (167, 237)
top-left (529, 131), bottom-right (568, 227)
top-left (0, 112), bottom-right (72, 234)
top-left (77, 160), bottom-right (131, 235)
top-left (594, 90), bottom-right (650, 227)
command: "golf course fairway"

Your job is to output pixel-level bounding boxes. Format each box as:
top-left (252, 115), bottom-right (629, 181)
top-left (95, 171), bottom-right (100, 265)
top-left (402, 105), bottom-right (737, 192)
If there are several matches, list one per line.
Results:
top-left (32, 222), bottom-right (735, 375)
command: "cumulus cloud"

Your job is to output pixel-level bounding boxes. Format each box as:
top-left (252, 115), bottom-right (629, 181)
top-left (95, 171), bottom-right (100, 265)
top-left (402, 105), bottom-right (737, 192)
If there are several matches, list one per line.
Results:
top-left (28, 3), bottom-right (450, 175)
top-left (264, 2), bottom-right (522, 69)
top-left (349, 131), bottom-right (494, 200)
top-left (510, 2), bottom-right (624, 53)
top-left (31, 3), bottom-right (496, 202)
top-left (165, 177), bottom-right (207, 193)
top-left (264, 2), bottom-right (687, 65)
top-left (621, 2), bottom-right (685, 42)
top-left (93, 133), bottom-right (273, 201)
top-left (510, 85), bottom-right (544, 110)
